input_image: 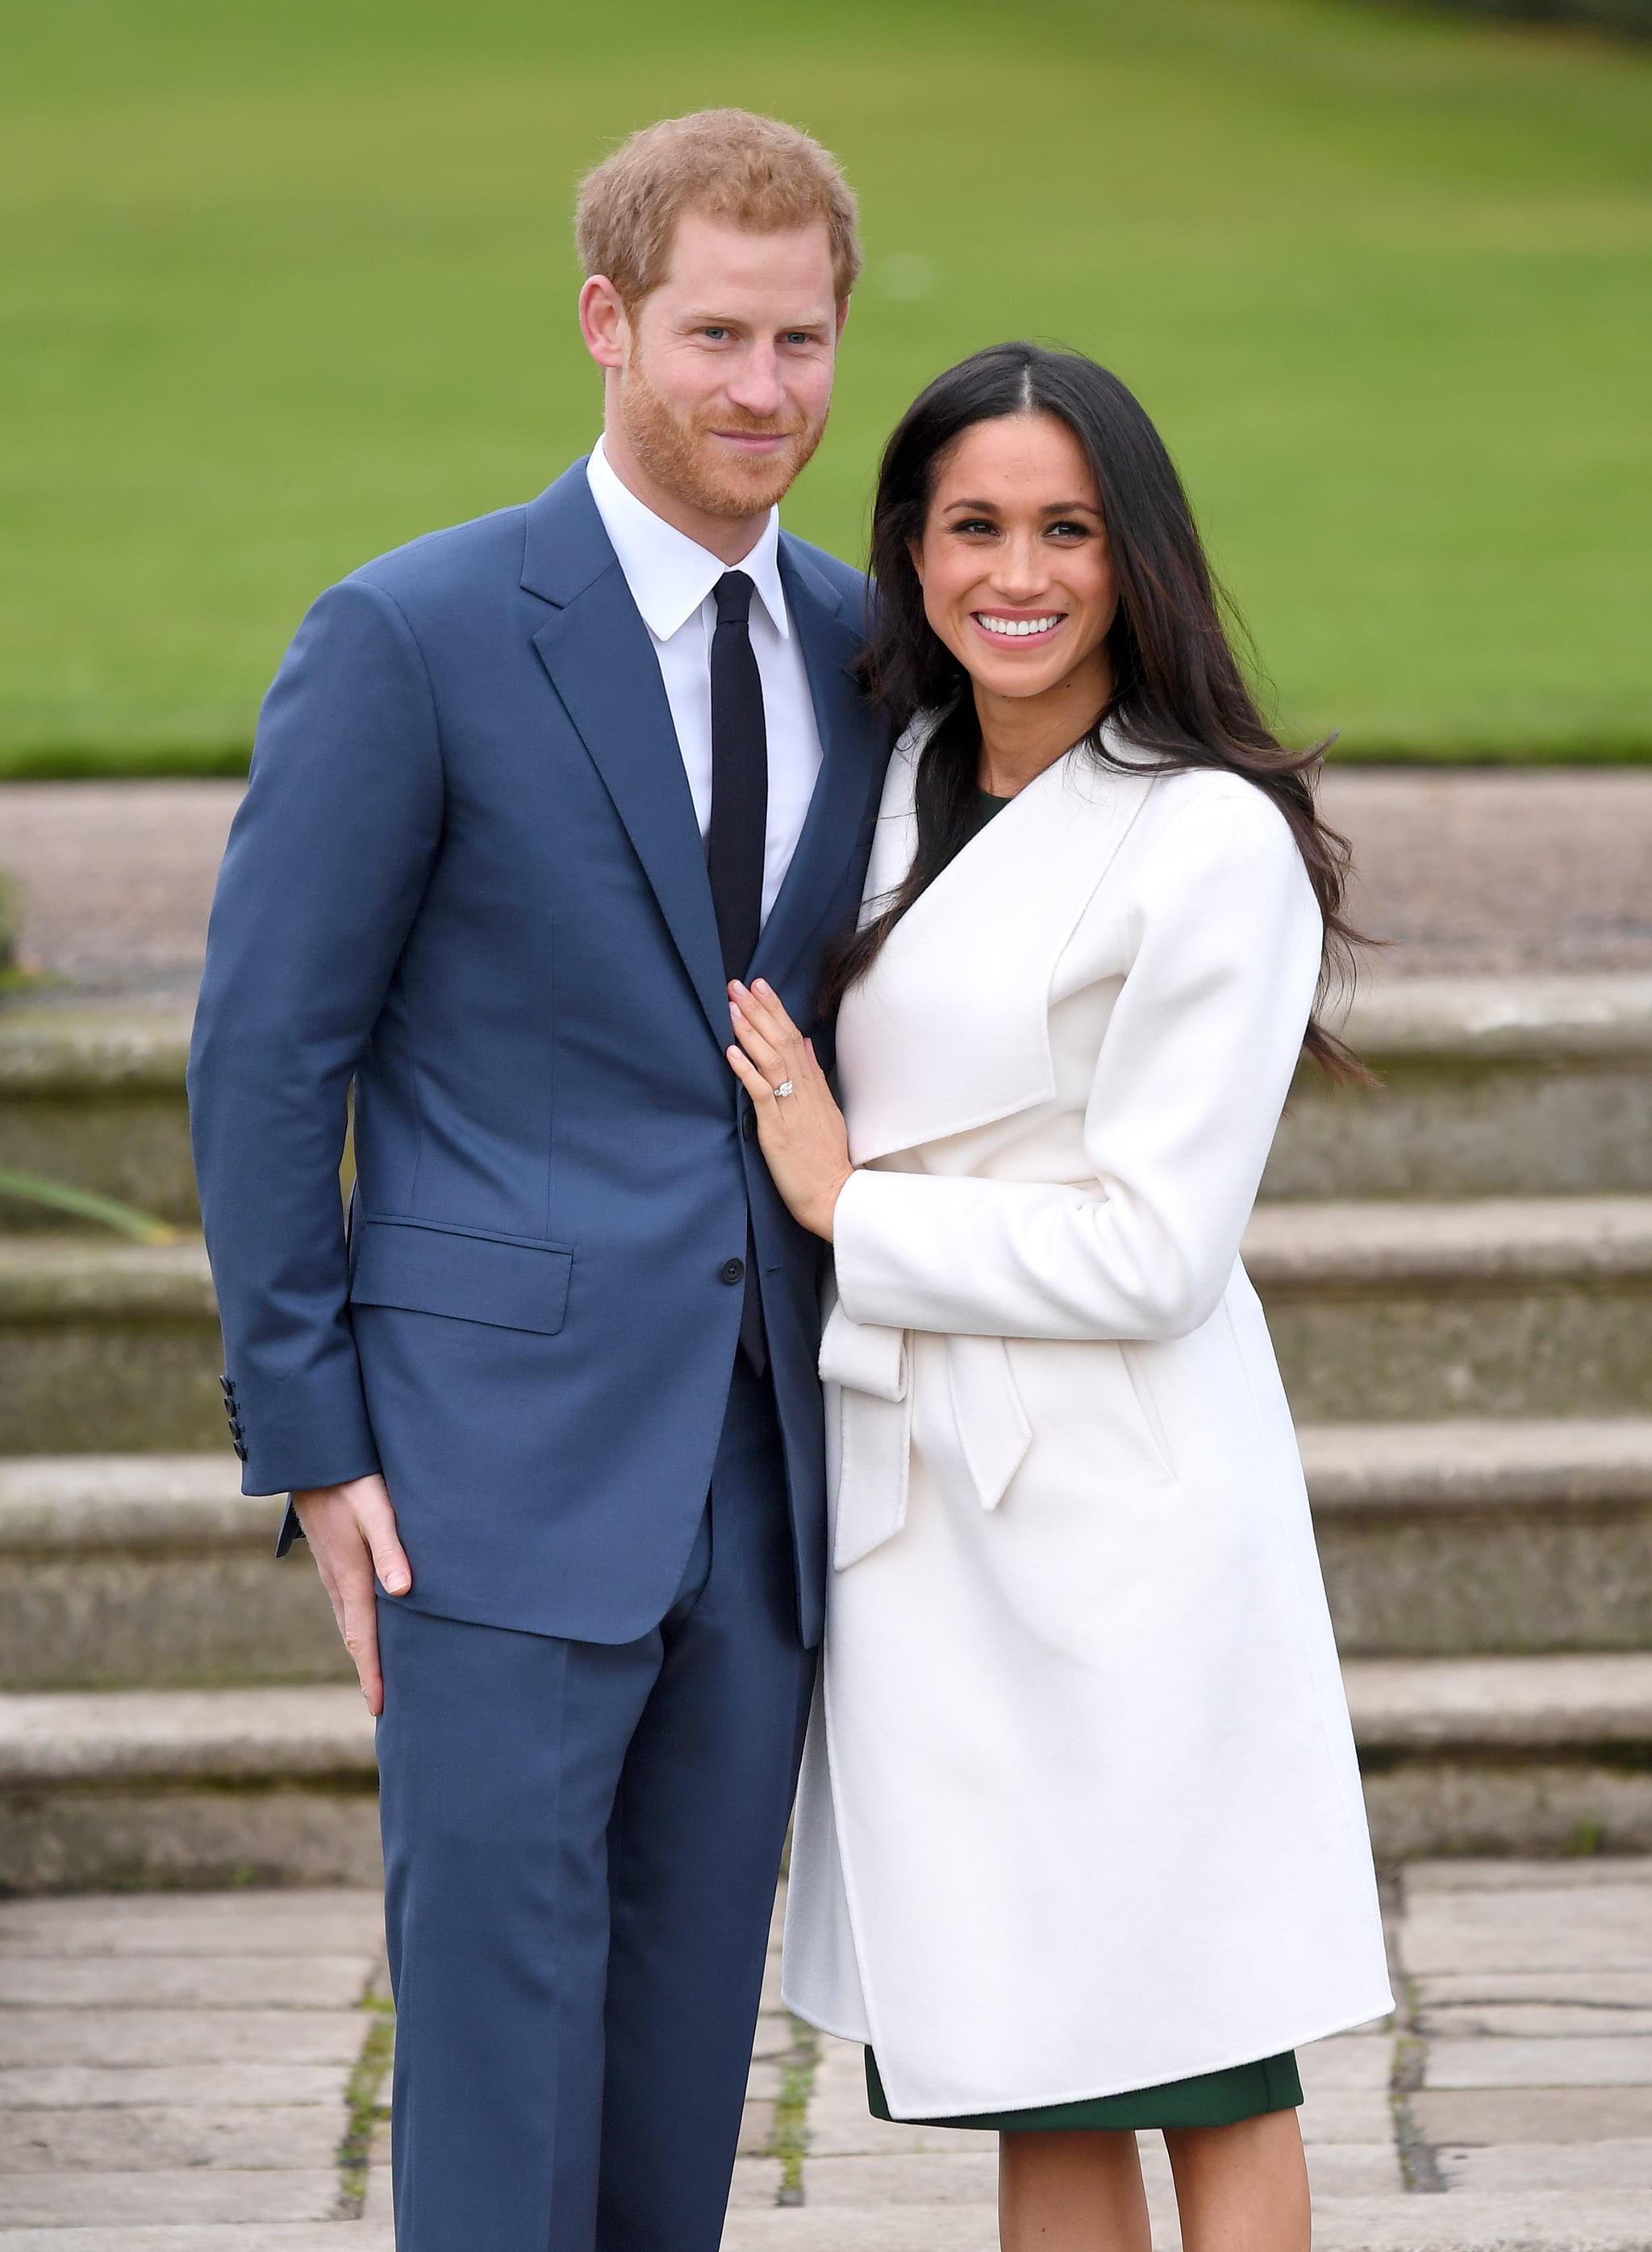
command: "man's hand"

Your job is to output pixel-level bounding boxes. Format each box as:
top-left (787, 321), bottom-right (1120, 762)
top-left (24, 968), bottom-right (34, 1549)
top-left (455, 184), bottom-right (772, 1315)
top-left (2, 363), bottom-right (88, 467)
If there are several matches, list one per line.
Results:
top-left (290, 1474), bottom-right (411, 1715)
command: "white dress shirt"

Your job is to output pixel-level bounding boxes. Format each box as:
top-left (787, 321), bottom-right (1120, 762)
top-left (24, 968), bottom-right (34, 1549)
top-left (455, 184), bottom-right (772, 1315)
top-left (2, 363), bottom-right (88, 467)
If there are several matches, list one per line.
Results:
top-left (585, 437), bottom-right (824, 927)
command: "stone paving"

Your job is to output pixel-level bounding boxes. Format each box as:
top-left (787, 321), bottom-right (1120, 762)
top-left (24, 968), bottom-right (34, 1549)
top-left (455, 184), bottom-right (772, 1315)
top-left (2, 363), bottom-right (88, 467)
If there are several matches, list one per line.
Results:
top-left (4, 769), bottom-right (1652, 1000)
top-left (2, 1862), bottom-right (1649, 2248)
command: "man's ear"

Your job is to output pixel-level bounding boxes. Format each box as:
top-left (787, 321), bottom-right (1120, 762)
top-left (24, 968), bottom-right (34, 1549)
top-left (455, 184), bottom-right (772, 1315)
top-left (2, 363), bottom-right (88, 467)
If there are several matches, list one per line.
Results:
top-left (835, 296), bottom-right (851, 341)
top-left (579, 275), bottom-right (631, 372)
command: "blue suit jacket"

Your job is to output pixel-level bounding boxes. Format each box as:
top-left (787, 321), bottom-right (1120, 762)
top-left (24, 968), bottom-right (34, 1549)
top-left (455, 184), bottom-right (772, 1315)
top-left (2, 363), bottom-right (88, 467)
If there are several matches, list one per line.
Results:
top-left (188, 461), bottom-right (889, 1647)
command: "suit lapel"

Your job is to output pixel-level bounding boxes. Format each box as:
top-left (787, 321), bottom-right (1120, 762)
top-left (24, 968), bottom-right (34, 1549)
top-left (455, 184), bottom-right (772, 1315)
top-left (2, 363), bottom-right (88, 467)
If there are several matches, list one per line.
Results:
top-left (524, 468), bottom-right (731, 1044)
top-left (749, 540), bottom-right (886, 997)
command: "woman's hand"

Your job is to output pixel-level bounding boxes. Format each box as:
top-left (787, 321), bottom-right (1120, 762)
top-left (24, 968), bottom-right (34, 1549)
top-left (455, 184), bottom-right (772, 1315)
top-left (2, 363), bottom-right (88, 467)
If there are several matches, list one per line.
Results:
top-left (726, 980), bottom-right (853, 1241)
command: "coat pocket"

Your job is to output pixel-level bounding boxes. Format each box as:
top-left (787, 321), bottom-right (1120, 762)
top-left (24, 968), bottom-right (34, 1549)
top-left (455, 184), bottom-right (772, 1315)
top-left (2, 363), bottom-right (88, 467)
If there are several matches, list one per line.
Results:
top-left (348, 1216), bottom-right (574, 1336)
top-left (1118, 1340), bottom-right (1178, 1483)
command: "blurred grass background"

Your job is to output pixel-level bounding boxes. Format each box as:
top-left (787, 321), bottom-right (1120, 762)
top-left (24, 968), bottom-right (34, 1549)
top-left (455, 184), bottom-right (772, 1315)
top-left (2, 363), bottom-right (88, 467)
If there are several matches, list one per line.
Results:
top-left (2, 0), bottom-right (1647, 770)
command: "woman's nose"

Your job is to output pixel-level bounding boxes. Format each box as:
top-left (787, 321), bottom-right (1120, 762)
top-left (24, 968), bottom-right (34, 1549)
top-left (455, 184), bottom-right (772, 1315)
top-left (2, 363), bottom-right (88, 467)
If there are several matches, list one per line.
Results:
top-left (991, 536), bottom-right (1050, 601)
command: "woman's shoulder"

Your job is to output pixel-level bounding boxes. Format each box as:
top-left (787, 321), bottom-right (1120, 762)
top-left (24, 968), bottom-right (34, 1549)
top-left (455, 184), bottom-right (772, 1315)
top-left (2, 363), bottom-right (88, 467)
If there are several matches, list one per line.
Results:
top-left (1133, 760), bottom-right (1301, 859)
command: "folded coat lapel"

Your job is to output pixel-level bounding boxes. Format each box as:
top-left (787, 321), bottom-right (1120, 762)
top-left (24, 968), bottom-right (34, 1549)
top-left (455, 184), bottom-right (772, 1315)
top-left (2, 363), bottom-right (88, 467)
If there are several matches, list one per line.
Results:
top-left (524, 473), bottom-right (731, 1046)
top-left (838, 744), bottom-right (1158, 1163)
top-left (749, 542), bottom-right (885, 1000)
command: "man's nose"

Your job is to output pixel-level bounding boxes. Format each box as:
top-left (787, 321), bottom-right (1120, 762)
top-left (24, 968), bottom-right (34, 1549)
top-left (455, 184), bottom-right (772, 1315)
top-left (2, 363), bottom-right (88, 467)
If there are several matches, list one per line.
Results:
top-left (725, 343), bottom-right (786, 418)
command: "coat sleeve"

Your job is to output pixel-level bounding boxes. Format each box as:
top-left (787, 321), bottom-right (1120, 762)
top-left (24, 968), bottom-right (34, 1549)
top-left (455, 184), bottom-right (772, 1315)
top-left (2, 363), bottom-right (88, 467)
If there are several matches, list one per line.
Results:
top-left (186, 576), bottom-right (445, 1495)
top-left (830, 783), bottom-right (1324, 1343)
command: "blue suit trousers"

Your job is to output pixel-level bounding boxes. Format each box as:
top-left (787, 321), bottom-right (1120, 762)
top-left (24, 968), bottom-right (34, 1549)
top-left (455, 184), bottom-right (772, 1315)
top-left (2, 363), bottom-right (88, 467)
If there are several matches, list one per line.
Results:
top-left (375, 1358), bottom-right (813, 2250)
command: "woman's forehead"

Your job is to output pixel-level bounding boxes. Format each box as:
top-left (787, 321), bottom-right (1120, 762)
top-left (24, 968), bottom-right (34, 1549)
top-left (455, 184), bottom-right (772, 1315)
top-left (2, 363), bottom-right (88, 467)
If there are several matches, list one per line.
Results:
top-left (931, 413), bottom-right (1099, 505)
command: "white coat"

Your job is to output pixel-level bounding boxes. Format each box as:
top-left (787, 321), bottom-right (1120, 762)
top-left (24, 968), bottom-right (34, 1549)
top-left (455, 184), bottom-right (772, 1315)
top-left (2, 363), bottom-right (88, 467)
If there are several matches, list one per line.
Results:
top-left (782, 727), bottom-right (1393, 2120)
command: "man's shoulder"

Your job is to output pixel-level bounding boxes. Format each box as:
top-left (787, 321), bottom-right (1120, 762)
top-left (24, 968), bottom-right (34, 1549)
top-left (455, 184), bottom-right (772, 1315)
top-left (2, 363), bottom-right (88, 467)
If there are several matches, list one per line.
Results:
top-left (778, 531), bottom-right (868, 624)
top-left (342, 500), bottom-right (533, 616)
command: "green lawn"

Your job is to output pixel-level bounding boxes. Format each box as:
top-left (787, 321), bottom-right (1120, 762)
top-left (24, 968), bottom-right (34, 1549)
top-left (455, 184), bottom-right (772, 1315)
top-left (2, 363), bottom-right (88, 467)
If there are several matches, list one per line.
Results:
top-left (2, 0), bottom-right (1647, 769)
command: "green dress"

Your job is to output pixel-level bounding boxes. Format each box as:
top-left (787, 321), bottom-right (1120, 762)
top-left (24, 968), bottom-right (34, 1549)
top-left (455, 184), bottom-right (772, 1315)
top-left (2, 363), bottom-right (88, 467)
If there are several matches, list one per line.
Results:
top-left (861, 787), bottom-right (1304, 2135)
top-left (864, 2046), bottom-right (1303, 2133)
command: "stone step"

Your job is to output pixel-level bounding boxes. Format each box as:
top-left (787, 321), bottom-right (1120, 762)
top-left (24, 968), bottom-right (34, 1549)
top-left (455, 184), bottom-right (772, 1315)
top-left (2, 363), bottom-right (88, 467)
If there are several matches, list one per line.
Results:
top-left (1306, 1419), bottom-right (1652, 1658)
top-left (0, 1458), bottom-right (348, 1692)
top-left (3, 1657), bottom-right (1650, 1888)
top-left (1267, 974), bottom-right (1652, 1199)
top-left (1248, 1196), bottom-right (1652, 1421)
top-left (1347, 1652), bottom-right (1652, 1858)
top-left (719, 2192), bottom-right (1652, 2252)
top-left (0, 977), bottom-right (1646, 1239)
top-left (0, 1687), bottom-right (379, 1894)
top-left (0, 1236), bottom-right (222, 1453)
top-left (4, 1194), bottom-right (1650, 1441)
top-left (6, 1424), bottom-right (1650, 1693)
top-left (0, 1011), bottom-right (197, 1229)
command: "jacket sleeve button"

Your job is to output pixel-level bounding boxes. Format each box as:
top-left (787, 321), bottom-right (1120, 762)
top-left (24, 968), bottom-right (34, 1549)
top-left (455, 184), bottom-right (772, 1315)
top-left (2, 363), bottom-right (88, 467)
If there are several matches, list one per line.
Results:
top-left (720, 1257), bottom-right (746, 1285)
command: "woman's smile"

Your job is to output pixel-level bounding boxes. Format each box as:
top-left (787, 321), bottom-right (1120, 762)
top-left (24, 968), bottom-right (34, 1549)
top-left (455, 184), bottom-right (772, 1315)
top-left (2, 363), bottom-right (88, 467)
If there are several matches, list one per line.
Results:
top-left (971, 608), bottom-right (1067, 642)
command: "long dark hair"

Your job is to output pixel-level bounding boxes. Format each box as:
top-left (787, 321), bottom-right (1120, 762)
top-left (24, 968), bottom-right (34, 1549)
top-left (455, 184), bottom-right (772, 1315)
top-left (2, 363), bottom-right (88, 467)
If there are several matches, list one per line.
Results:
top-left (826, 343), bottom-right (1368, 1081)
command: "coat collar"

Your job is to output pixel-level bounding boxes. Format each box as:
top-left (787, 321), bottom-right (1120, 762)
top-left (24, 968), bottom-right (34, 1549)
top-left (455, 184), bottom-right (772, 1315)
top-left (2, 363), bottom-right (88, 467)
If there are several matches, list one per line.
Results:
top-left (836, 729), bottom-right (1158, 1162)
top-left (522, 461), bottom-right (886, 1040)
top-left (583, 436), bottom-right (790, 641)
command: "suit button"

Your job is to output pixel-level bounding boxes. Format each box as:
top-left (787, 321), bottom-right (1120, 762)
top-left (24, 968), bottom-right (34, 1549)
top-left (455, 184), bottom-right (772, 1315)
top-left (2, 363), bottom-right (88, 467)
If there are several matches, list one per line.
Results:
top-left (720, 1257), bottom-right (746, 1286)
top-left (742, 1108), bottom-right (757, 1142)
top-left (219, 1374), bottom-right (236, 1398)
top-left (232, 1441), bottom-right (248, 1462)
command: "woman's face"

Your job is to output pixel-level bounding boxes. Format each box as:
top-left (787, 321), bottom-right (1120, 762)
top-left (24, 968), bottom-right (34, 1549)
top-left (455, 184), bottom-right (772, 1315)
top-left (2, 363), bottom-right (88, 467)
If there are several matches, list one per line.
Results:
top-left (911, 412), bottom-right (1118, 707)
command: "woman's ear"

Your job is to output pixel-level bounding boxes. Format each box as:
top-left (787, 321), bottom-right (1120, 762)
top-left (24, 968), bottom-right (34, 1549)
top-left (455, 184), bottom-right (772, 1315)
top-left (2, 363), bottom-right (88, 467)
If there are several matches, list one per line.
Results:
top-left (907, 536), bottom-right (924, 587)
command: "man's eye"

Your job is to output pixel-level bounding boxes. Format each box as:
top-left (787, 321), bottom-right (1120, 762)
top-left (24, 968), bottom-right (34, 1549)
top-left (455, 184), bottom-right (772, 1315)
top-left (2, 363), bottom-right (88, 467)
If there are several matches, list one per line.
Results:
top-left (701, 326), bottom-right (730, 340)
top-left (782, 331), bottom-right (816, 346)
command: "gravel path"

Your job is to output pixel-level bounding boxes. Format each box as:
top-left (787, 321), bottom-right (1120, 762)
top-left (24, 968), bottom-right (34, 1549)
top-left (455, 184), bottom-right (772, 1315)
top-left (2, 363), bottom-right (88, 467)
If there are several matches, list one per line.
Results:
top-left (2, 769), bottom-right (1650, 1002)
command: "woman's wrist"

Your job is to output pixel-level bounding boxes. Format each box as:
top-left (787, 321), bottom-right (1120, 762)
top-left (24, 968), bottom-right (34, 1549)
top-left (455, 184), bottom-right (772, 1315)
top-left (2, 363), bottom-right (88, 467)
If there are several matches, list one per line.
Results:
top-left (807, 1163), bottom-right (857, 1242)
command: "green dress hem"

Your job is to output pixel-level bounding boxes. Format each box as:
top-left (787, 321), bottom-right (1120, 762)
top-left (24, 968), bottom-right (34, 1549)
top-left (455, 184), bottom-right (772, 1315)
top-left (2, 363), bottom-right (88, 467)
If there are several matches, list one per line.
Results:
top-left (864, 2046), bottom-right (1303, 2132)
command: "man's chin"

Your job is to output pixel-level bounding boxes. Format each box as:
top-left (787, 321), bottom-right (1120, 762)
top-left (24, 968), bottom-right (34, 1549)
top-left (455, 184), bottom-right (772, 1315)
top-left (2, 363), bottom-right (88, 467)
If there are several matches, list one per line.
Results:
top-left (686, 448), bottom-right (806, 519)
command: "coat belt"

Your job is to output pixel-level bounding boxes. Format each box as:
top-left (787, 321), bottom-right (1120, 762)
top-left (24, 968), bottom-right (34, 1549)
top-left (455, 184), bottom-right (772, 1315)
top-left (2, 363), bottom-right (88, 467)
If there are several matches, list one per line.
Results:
top-left (820, 1301), bottom-right (1032, 1570)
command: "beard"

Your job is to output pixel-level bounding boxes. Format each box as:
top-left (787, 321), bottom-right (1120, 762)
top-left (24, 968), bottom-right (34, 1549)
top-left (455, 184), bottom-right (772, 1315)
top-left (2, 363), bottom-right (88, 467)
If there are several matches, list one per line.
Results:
top-left (616, 353), bottom-right (827, 520)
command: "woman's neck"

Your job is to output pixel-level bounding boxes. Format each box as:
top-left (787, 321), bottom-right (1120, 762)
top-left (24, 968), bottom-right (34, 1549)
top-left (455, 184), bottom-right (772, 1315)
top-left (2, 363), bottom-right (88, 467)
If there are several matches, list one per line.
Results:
top-left (972, 656), bottom-right (1113, 798)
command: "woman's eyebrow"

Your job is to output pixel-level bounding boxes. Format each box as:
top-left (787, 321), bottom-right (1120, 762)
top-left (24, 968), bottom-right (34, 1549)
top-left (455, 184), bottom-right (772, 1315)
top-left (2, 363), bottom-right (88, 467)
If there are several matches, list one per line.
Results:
top-left (940, 496), bottom-right (1102, 515)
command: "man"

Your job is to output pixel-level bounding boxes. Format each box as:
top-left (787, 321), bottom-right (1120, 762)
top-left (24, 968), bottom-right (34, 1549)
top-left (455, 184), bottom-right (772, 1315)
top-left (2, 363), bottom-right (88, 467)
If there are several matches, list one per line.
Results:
top-left (189, 110), bottom-right (887, 2250)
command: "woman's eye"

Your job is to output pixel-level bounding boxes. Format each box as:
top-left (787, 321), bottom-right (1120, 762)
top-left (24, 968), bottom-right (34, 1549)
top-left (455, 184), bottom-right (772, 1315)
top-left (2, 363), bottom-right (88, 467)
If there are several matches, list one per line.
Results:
top-left (1048, 521), bottom-right (1091, 540)
top-left (950, 518), bottom-right (999, 536)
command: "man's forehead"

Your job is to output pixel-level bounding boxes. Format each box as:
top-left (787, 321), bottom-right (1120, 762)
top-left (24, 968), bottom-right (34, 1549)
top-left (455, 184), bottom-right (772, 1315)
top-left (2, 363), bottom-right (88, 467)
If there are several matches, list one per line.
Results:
top-left (655, 210), bottom-right (838, 302)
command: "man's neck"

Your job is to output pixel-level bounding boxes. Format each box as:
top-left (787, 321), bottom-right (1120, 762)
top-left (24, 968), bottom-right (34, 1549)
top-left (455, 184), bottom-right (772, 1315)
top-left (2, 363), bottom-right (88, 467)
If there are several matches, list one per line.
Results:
top-left (598, 423), bottom-right (769, 568)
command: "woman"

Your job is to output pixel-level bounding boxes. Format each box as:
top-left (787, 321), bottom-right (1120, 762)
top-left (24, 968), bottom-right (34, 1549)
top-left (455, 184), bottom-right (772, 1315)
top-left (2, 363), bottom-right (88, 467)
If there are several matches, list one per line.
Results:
top-left (724, 344), bottom-right (1391, 2252)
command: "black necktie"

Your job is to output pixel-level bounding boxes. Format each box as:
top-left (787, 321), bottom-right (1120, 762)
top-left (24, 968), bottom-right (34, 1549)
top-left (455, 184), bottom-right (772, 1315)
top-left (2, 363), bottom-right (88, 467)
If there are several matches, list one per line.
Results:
top-left (707, 570), bottom-right (769, 982)
top-left (707, 570), bottom-right (770, 1374)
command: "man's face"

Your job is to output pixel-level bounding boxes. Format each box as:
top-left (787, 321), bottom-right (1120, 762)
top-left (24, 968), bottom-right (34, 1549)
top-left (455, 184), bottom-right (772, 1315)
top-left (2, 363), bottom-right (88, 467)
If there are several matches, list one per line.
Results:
top-left (596, 211), bottom-right (844, 521)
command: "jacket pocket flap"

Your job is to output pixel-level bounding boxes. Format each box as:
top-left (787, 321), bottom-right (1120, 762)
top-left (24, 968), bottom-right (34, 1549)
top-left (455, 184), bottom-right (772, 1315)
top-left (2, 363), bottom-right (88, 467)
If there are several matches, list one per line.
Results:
top-left (349, 1217), bottom-right (574, 1336)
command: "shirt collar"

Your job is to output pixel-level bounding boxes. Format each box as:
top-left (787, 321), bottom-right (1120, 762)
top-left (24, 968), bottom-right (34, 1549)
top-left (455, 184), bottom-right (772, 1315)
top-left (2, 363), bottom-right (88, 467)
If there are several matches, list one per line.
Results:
top-left (586, 436), bottom-right (790, 643)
